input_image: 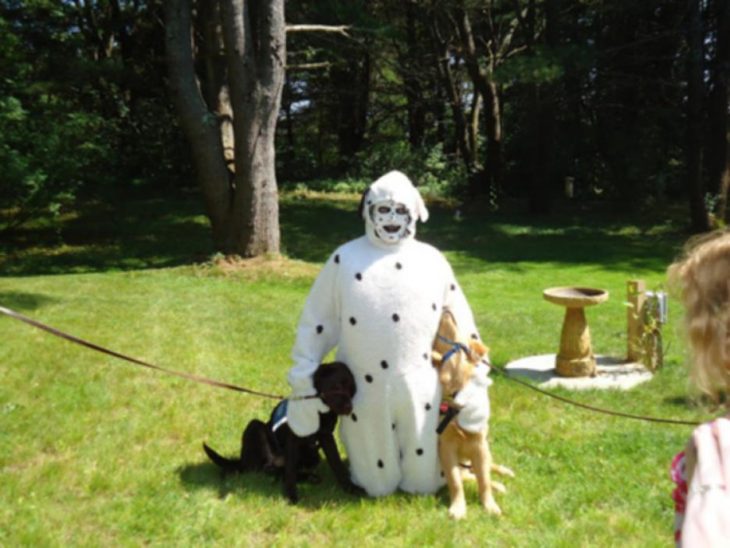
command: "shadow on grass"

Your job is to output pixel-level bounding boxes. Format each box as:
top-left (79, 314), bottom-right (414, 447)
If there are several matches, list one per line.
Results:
top-left (282, 198), bottom-right (687, 275)
top-left (177, 458), bottom-right (365, 509)
top-left (1, 189), bottom-right (689, 276)
top-left (1, 190), bottom-right (213, 277)
top-left (0, 291), bottom-right (57, 311)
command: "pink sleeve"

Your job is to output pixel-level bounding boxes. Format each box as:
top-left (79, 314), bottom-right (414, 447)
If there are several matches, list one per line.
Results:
top-left (670, 450), bottom-right (687, 544)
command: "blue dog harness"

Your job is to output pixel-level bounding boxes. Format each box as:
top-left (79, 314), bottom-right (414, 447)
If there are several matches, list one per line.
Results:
top-left (437, 335), bottom-right (472, 365)
top-left (271, 399), bottom-right (289, 433)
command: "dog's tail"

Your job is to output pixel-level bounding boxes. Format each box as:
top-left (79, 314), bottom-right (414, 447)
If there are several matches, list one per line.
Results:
top-left (492, 463), bottom-right (515, 478)
top-left (203, 442), bottom-right (244, 473)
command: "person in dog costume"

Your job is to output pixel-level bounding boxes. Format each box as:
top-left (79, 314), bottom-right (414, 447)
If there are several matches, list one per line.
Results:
top-left (286, 170), bottom-right (485, 496)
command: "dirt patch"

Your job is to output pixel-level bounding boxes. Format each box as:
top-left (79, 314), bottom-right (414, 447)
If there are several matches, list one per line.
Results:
top-left (193, 254), bottom-right (320, 281)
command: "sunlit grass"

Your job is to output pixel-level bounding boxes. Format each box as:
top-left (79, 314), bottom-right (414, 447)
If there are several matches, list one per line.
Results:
top-left (0, 191), bottom-right (706, 546)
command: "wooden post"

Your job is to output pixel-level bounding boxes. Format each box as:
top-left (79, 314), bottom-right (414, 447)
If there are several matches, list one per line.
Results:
top-left (642, 292), bottom-right (665, 372)
top-left (627, 280), bottom-right (646, 362)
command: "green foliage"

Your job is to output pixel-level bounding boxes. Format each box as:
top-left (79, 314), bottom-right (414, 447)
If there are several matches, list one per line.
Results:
top-left (355, 142), bottom-right (468, 199)
top-left (495, 44), bottom-right (595, 86)
top-left (0, 1), bottom-right (189, 232)
top-left (286, 178), bottom-right (370, 194)
top-left (0, 0), bottom-right (722, 234)
top-left (0, 95), bottom-right (90, 231)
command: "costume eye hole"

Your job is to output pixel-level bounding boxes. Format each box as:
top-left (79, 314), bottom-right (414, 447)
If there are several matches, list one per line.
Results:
top-left (395, 206), bottom-right (407, 215)
top-left (377, 206), bottom-right (391, 214)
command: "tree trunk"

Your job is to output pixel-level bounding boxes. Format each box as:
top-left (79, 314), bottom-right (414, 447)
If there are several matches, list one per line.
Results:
top-left (429, 18), bottom-right (475, 172)
top-left (403, 1), bottom-right (426, 148)
top-left (456, 7), bottom-right (503, 197)
top-left (164, 0), bottom-right (232, 248)
top-left (166, 0), bottom-right (284, 256)
top-left (686, 0), bottom-right (710, 232)
top-left (706, 0), bottom-right (730, 223)
top-left (528, 0), bottom-right (560, 216)
top-left (482, 79), bottom-right (503, 196)
top-left (332, 53), bottom-right (370, 165)
top-left (197, 1), bottom-right (235, 172)
top-left (220, 0), bottom-right (284, 256)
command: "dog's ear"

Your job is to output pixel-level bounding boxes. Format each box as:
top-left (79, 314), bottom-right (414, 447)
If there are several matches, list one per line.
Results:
top-left (312, 363), bottom-right (333, 391)
top-left (469, 340), bottom-right (489, 359)
top-left (439, 310), bottom-right (459, 340)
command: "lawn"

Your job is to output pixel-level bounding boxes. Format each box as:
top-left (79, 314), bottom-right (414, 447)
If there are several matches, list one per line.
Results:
top-left (0, 190), bottom-right (711, 546)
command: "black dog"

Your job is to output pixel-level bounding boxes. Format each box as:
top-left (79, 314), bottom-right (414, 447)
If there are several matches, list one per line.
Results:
top-left (203, 361), bottom-right (363, 503)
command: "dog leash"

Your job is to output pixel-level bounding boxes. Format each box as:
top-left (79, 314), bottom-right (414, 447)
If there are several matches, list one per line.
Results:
top-left (488, 362), bottom-right (701, 426)
top-left (0, 305), bottom-right (302, 401)
top-left (435, 333), bottom-right (701, 427)
top-left (1, 305), bottom-right (705, 425)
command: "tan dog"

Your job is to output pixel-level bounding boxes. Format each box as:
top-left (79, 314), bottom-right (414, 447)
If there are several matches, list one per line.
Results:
top-left (433, 309), bottom-right (514, 519)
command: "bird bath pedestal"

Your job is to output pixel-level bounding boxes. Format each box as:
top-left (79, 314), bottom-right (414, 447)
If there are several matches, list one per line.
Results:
top-left (543, 287), bottom-right (609, 377)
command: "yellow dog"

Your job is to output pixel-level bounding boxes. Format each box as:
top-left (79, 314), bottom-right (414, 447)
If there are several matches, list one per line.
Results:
top-left (432, 309), bottom-right (514, 519)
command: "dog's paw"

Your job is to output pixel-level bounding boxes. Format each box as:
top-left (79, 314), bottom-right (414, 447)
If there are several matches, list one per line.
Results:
top-left (481, 495), bottom-right (502, 516)
top-left (492, 480), bottom-right (507, 494)
top-left (448, 501), bottom-right (467, 520)
top-left (343, 481), bottom-right (366, 497)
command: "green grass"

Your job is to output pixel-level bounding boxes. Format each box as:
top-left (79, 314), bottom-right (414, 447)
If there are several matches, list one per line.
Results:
top-left (0, 190), bottom-right (711, 546)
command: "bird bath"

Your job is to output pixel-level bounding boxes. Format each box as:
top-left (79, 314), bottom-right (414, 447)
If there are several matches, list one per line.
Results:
top-left (543, 287), bottom-right (609, 377)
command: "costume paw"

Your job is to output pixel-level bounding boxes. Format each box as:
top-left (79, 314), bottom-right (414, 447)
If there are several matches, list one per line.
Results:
top-left (286, 396), bottom-right (327, 437)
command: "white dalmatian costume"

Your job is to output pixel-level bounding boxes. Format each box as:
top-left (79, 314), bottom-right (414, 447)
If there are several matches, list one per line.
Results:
top-left (286, 171), bottom-right (484, 496)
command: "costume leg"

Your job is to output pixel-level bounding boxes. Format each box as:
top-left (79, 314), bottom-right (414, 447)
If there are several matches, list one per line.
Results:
top-left (395, 369), bottom-right (444, 494)
top-left (340, 394), bottom-right (401, 497)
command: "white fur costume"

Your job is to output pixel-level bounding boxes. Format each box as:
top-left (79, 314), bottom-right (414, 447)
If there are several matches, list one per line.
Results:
top-left (287, 171), bottom-right (483, 496)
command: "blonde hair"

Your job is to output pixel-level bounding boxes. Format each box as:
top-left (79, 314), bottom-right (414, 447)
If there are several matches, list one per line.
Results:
top-left (668, 229), bottom-right (730, 402)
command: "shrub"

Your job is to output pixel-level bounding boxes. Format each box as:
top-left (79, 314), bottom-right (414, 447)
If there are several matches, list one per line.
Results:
top-left (354, 142), bottom-right (467, 199)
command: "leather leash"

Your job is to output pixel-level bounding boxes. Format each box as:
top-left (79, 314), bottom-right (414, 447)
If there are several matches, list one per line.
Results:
top-left (489, 361), bottom-right (701, 426)
top-left (0, 305), bottom-right (290, 400)
top-left (0, 305), bottom-right (705, 425)
top-left (435, 333), bottom-right (700, 427)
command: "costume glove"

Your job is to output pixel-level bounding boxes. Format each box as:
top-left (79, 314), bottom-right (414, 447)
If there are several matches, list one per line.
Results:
top-left (286, 394), bottom-right (329, 437)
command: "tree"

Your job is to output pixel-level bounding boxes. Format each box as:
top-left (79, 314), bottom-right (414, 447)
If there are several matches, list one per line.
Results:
top-left (433, 0), bottom-right (529, 200)
top-left (686, 0), bottom-right (710, 232)
top-left (165, 0), bottom-right (285, 256)
top-left (429, 6), bottom-right (481, 178)
top-left (705, 0), bottom-right (729, 224)
top-left (517, 0), bottom-right (562, 215)
top-left (453, 3), bottom-right (506, 197)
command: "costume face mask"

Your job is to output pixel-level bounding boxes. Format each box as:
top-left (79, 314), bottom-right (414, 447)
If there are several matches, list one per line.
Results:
top-left (369, 200), bottom-right (411, 244)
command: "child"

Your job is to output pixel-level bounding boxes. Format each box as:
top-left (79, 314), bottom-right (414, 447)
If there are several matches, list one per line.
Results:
top-left (667, 229), bottom-right (730, 546)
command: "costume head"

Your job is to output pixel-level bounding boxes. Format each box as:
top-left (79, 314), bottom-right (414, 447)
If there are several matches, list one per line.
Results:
top-left (359, 171), bottom-right (429, 246)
